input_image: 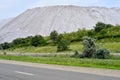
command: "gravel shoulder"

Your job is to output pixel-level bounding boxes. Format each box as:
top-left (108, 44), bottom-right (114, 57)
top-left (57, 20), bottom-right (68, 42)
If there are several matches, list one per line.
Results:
top-left (0, 59), bottom-right (120, 78)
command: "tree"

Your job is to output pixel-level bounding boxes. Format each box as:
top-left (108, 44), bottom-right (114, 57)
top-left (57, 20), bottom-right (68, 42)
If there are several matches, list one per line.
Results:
top-left (0, 42), bottom-right (11, 50)
top-left (94, 22), bottom-right (106, 32)
top-left (12, 38), bottom-right (25, 45)
top-left (94, 22), bottom-right (113, 33)
top-left (31, 35), bottom-right (46, 47)
top-left (50, 30), bottom-right (58, 43)
top-left (57, 34), bottom-right (64, 43)
top-left (106, 24), bottom-right (113, 28)
top-left (81, 36), bottom-right (96, 58)
top-left (11, 37), bottom-right (32, 47)
top-left (57, 39), bottom-right (70, 52)
top-left (87, 29), bottom-right (95, 37)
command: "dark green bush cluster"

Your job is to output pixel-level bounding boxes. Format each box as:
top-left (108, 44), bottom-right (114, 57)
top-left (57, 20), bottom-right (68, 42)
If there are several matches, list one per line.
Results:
top-left (94, 48), bottom-right (110, 59)
top-left (50, 30), bottom-right (58, 44)
top-left (57, 39), bottom-right (70, 52)
top-left (0, 42), bottom-right (11, 50)
top-left (61, 29), bottom-right (89, 42)
top-left (31, 35), bottom-right (46, 47)
top-left (0, 35), bottom-right (47, 50)
top-left (94, 22), bottom-right (113, 33)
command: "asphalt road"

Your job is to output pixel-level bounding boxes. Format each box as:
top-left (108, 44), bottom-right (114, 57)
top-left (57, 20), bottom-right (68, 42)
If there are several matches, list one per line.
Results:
top-left (0, 63), bottom-right (120, 80)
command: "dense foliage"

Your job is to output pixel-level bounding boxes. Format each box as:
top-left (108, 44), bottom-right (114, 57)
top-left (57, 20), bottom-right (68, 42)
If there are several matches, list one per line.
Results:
top-left (94, 22), bottom-right (113, 33)
top-left (94, 48), bottom-right (110, 59)
top-left (0, 35), bottom-right (46, 49)
top-left (0, 42), bottom-right (11, 50)
top-left (57, 39), bottom-right (70, 52)
top-left (31, 35), bottom-right (47, 47)
top-left (50, 30), bottom-right (58, 43)
top-left (81, 36), bottom-right (96, 58)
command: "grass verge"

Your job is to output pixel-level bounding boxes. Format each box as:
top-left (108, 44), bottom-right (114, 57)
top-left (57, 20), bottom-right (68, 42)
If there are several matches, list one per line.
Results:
top-left (0, 54), bottom-right (120, 70)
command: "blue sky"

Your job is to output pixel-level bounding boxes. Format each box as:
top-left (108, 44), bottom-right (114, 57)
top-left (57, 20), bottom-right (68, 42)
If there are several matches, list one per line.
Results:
top-left (0, 0), bottom-right (120, 19)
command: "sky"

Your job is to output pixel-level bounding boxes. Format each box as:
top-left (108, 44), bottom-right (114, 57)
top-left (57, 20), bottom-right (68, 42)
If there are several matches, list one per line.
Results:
top-left (0, 0), bottom-right (120, 19)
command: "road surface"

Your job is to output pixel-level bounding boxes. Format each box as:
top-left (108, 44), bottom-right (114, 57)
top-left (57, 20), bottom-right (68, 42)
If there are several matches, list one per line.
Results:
top-left (0, 61), bottom-right (120, 80)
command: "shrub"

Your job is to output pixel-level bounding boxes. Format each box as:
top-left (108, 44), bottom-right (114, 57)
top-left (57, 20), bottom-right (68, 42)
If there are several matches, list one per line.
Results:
top-left (57, 34), bottom-right (64, 43)
top-left (12, 38), bottom-right (25, 45)
top-left (57, 39), bottom-right (70, 52)
top-left (94, 22), bottom-right (107, 33)
top-left (50, 30), bottom-right (58, 43)
top-left (94, 22), bottom-right (113, 33)
top-left (11, 36), bottom-right (32, 47)
top-left (87, 29), bottom-right (95, 37)
top-left (81, 36), bottom-right (96, 58)
top-left (0, 42), bottom-right (11, 50)
top-left (94, 48), bottom-right (110, 59)
top-left (31, 35), bottom-right (46, 47)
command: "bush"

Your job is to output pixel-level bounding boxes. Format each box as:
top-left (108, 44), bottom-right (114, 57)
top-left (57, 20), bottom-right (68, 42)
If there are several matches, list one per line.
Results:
top-left (94, 22), bottom-right (105, 32)
top-left (87, 29), bottom-right (95, 37)
top-left (57, 39), bottom-right (70, 52)
top-left (31, 35), bottom-right (46, 47)
top-left (57, 34), bottom-right (64, 43)
top-left (94, 22), bottom-right (113, 33)
top-left (94, 48), bottom-right (110, 59)
top-left (50, 30), bottom-right (58, 43)
top-left (81, 36), bottom-right (96, 58)
top-left (11, 36), bottom-right (32, 47)
top-left (0, 42), bottom-right (11, 50)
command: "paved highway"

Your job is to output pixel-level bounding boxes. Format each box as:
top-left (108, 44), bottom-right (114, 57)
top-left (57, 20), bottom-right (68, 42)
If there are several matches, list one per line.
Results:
top-left (0, 62), bottom-right (120, 80)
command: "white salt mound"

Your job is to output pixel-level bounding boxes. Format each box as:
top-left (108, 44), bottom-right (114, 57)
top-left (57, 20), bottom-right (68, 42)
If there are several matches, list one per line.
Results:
top-left (0, 5), bottom-right (120, 43)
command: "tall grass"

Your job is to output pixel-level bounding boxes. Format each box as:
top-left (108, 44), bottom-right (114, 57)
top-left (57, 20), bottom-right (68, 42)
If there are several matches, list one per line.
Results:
top-left (0, 54), bottom-right (120, 70)
top-left (98, 42), bottom-right (120, 53)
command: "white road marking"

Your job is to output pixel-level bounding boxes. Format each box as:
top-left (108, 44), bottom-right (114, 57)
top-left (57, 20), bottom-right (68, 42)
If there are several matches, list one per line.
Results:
top-left (15, 71), bottom-right (34, 76)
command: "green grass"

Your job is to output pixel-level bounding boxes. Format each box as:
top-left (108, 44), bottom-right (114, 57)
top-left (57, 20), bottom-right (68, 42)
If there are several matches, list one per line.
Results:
top-left (69, 42), bottom-right (120, 53)
top-left (4, 42), bottom-right (120, 53)
top-left (8, 46), bottom-right (57, 53)
top-left (0, 54), bottom-right (120, 70)
top-left (98, 42), bottom-right (120, 53)
top-left (69, 42), bottom-right (83, 52)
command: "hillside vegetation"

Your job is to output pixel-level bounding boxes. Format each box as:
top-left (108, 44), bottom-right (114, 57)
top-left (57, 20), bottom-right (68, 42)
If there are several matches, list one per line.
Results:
top-left (0, 22), bottom-right (120, 53)
top-left (0, 22), bottom-right (120, 70)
